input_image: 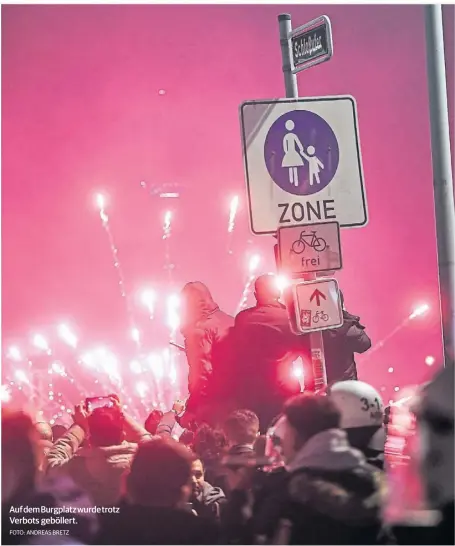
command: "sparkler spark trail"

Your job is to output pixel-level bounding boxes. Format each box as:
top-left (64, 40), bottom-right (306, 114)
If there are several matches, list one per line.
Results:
top-left (228, 196), bottom-right (239, 233)
top-left (227, 196), bottom-right (239, 255)
top-left (33, 334), bottom-right (50, 353)
top-left (363, 302), bottom-right (431, 361)
top-left (7, 346), bottom-right (22, 361)
top-left (163, 210), bottom-right (172, 240)
top-left (140, 289), bottom-right (156, 319)
top-left (237, 254), bottom-right (261, 313)
top-left (95, 192), bottom-right (140, 341)
top-left (162, 210), bottom-right (175, 281)
top-left (58, 324), bottom-right (78, 348)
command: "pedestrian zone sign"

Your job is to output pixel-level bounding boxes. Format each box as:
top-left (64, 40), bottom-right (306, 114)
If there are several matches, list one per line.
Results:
top-left (292, 278), bottom-right (343, 333)
top-left (240, 96), bottom-right (368, 235)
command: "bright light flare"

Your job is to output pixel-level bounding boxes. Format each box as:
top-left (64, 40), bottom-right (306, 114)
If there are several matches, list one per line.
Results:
top-left (148, 353), bottom-right (164, 380)
top-left (14, 370), bottom-right (29, 383)
top-left (409, 303), bottom-right (429, 320)
top-left (1, 385), bottom-right (11, 403)
top-left (135, 381), bottom-right (148, 398)
top-left (163, 210), bottom-right (172, 239)
top-left (228, 196), bottom-right (239, 233)
top-left (130, 360), bottom-right (142, 374)
top-left (51, 361), bottom-right (65, 375)
top-left (140, 289), bottom-right (157, 318)
top-left (58, 324), bottom-right (78, 348)
top-left (425, 355), bottom-right (435, 366)
top-left (7, 346), bottom-right (22, 361)
top-left (248, 254), bottom-right (261, 274)
top-left (276, 275), bottom-right (290, 292)
top-left (33, 334), bottom-right (49, 352)
top-left (167, 294), bottom-right (180, 332)
top-left (96, 193), bottom-right (105, 210)
top-left (131, 328), bottom-right (140, 343)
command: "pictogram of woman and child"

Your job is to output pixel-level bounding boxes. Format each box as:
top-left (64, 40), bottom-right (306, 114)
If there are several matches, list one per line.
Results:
top-left (282, 119), bottom-right (324, 187)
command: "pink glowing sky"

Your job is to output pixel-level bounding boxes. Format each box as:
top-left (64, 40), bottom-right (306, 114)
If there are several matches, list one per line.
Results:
top-left (2, 4), bottom-right (454, 396)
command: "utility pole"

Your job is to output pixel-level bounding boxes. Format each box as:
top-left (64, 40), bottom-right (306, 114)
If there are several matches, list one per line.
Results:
top-left (424, 4), bottom-right (455, 365)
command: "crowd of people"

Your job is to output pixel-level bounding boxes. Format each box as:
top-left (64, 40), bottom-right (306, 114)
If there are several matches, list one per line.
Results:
top-left (2, 275), bottom-right (453, 545)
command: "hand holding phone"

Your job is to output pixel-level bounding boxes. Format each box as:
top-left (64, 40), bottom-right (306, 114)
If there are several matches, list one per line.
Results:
top-left (85, 396), bottom-right (115, 412)
top-left (172, 399), bottom-right (186, 415)
top-left (73, 404), bottom-right (89, 432)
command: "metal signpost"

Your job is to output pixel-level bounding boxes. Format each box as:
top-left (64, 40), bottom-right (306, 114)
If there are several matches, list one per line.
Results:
top-left (239, 13), bottom-right (369, 389)
top-left (279, 13), bottom-right (331, 389)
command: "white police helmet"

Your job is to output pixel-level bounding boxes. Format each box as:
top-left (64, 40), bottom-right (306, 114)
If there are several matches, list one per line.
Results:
top-left (329, 380), bottom-right (384, 429)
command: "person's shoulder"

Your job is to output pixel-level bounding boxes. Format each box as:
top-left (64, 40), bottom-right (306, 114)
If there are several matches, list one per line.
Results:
top-left (175, 510), bottom-right (220, 543)
top-left (235, 307), bottom-right (255, 323)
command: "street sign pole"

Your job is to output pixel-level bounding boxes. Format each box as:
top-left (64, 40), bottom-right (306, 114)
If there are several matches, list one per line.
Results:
top-left (278, 13), bottom-right (328, 389)
top-left (424, 5), bottom-right (455, 366)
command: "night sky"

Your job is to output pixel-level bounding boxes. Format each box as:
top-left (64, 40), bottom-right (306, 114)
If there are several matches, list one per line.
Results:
top-left (2, 4), bottom-right (454, 399)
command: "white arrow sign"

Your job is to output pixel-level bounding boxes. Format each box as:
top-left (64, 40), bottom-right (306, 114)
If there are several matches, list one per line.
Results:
top-left (292, 278), bottom-right (343, 333)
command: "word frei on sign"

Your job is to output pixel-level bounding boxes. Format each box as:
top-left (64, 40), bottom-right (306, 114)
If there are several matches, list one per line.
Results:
top-left (277, 221), bottom-right (342, 277)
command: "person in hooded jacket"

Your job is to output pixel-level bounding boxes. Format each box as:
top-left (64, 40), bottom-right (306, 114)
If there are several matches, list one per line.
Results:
top-left (322, 291), bottom-right (372, 383)
top-left (179, 281), bottom-right (235, 426)
top-left (190, 458), bottom-right (226, 519)
top-left (231, 274), bottom-right (309, 430)
top-left (222, 393), bottom-right (385, 545)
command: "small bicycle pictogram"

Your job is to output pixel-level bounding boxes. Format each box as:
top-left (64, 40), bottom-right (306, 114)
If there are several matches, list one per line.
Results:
top-left (313, 311), bottom-right (329, 323)
top-left (291, 230), bottom-right (327, 254)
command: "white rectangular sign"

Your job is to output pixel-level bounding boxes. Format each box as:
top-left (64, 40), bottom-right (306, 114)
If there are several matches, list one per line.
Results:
top-left (278, 221), bottom-right (342, 276)
top-left (292, 278), bottom-right (343, 333)
top-left (240, 96), bottom-right (368, 235)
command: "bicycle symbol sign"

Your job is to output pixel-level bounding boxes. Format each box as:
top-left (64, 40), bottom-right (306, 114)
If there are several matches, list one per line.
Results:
top-left (277, 221), bottom-right (342, 276)
top-left (291, 230), bottom-right (327, 254)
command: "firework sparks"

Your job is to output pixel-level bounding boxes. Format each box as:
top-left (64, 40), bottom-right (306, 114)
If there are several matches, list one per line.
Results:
top-left (166, 294), bottom-right (180, 335)
top-left (163, 210), bottom-right (172, 240)
top-left (58, 324), bottom-right (78, 348)
top-left (33, 334), bottom-right (50, 353)
top-left (140, 289), bottom-right (157, 319)
top-left (237, 254), bottom-right (261, 313)
top-left (7, 346), bottom-right (22, 361)
top-left (228, 196), bottom-right (239, 233)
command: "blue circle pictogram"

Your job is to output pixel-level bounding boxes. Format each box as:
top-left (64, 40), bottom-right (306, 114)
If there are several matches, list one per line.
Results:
top-left (264, 110), bottom-right (340, 196)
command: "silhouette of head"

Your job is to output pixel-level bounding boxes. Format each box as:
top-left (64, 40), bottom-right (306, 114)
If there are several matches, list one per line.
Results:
top-left (307, 145), bottom-right (315, 156)
top-left (285, 120), bottom-right (295, 131)
top-left (254, 274), bottom-right (280, 305)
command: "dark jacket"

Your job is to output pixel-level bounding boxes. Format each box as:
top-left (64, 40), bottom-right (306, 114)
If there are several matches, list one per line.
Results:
top-left (234, 301), bottom-right (309, 388)
top-left (97, 502), bottom-right (219, 545)
top-left (231, 301), bottom-right (308, 427)
top-left (224, 429), bottom-right (385, 545)
top-left (323, 310), bottom-right (371, 383)
top-left (180, 282), bottom-right (234, 412)
top-left (192, 481), bottom-right (226, 519)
